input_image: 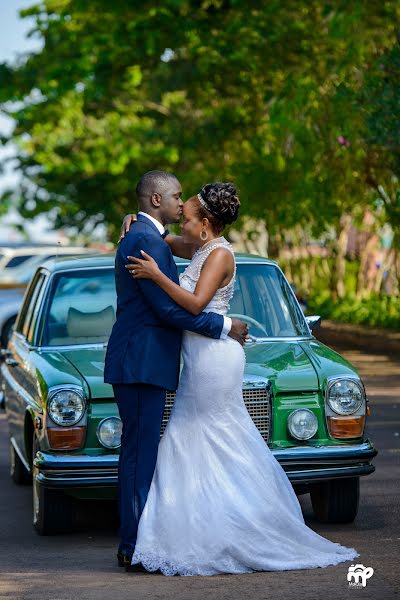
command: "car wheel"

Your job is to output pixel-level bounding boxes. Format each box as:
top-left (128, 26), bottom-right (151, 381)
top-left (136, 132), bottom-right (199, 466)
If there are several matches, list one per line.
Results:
top-left (1, 316), bottom-right (16, 347)
top-left (32, 435), bottom-right (77, 535)
top-left (9, 440), bottom-right (31, 485)
top-left (310, 477), bottom-right (360, 523)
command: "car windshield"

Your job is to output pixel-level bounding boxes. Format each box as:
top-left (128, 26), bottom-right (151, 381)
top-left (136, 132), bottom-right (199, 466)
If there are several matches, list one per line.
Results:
top-left (40, 263), bottom-right (308, 347)
top-left (41, 269), bottom-right (116, 346)
top-left (178, 263), bottom-right (309, 338)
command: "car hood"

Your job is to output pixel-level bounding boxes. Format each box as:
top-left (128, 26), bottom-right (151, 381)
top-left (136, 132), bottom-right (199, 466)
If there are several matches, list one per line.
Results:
top-left (58, 347), bottom-right (113, 398)
top-left (54, 338), bottom-right (359, 400)
top-left (243, 338), bottom-right (359, 393)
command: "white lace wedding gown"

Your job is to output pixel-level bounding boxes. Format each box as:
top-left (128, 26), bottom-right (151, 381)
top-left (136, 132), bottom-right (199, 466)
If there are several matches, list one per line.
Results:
top-left (130, 237), bottom-right (360, 576)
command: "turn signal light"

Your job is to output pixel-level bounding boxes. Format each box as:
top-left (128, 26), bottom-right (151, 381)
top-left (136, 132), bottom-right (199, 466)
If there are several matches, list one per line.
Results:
top-left (367, 405), bottom-right (371, 416)
top-left (47, 426), bottom-right (86, 449)
top-left (327, 415), bottom-right (366, 439)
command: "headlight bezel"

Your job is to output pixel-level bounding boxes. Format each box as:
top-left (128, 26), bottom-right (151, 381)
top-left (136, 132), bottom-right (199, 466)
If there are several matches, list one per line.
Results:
top-left (325, 376), bottom-right (366, 416)
top-left (46, 385), bottom-right (87, 427)
top-left (287, 408), bottom-right (319, 441)
top-left (96, 416), bottom-right (122, 449)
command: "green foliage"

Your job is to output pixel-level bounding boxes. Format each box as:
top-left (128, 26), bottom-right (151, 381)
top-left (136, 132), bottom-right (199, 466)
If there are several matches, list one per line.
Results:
top-left (0, 1), bottom-right (399, 240)
top-left (307, 291), bottom-right (400, 330)
top-left (358, 43), bottom-right (400, 245)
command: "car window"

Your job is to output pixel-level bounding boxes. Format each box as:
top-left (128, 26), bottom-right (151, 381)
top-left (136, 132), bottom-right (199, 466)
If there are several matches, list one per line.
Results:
top-left (41, 269), bottom-right (116, 346)
top-left (177, 263), bottom-right (309, 338)
top-left (16, 272), bottom-right (47, 339)
top-left (4, 254), bottom-right (34, 269)
top-left (27, 273), bottom-right (49, 344)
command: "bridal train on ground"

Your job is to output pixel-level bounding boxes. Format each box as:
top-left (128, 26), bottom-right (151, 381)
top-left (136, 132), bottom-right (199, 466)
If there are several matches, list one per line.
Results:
top-left (131, 238), bottom-right (360, 576)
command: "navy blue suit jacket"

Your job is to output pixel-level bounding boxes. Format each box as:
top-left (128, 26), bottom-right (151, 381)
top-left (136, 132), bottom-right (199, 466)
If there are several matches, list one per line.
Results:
top-left (104, 214), bottom-right (225, 391)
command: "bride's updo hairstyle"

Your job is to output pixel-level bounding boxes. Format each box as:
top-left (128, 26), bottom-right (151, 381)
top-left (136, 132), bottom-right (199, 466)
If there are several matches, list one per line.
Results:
top-left (195, 182), bottom-right (240, 234)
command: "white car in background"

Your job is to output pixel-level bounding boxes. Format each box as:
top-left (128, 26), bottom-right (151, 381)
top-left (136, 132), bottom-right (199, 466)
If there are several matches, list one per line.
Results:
top-left (0, 246), bottom-right (93, 285)
top-left (0, 247), bottom-right (95, 346)
top-left (0, 244), bottom-right (56, 273)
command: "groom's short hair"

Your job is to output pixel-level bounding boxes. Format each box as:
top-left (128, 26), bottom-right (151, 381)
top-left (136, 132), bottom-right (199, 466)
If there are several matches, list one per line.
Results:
top-left (136, 170), bottom-right (178, 202)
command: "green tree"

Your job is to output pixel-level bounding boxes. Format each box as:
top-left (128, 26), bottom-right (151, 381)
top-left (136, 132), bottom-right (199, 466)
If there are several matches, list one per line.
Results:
top-left (0, 0), bottom-right (399, 243)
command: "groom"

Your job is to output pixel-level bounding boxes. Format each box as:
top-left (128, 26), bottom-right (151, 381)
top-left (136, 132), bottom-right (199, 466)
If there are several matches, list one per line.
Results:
top-left (104, 170), bottom-right (248, 571)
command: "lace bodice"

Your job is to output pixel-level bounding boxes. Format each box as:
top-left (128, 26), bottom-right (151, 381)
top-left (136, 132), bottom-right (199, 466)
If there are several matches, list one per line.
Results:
top-left (179, 237), bottom-right (235, 315)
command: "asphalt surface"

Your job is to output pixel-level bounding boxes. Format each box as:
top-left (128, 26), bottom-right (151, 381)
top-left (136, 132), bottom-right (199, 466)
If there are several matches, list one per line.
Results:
top-left (0, 341), bottom-right (399, 600)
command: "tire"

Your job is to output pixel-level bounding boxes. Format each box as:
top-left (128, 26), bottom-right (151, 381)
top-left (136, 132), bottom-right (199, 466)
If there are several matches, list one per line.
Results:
top-left (32, 436), bottom-right (77, 535)
top-left (310, 477), bottom-right (360, 524)
top-left (9, 440), bottom-right (31, 485)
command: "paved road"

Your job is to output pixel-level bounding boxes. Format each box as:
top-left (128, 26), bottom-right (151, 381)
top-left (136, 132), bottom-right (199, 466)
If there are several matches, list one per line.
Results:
top-left (0, 343), bottom-right (399, 600)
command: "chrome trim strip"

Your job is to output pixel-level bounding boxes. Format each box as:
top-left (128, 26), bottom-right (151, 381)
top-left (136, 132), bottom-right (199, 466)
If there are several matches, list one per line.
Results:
top-left (10, 436), bottom-right (31, 472)
top-left (175, 259), bottom-right (278, 266)
top-left (38, 343), bottom-right (107, 351)
top-left (243, 335), bottom-right (315, 343)
top-left (35, 473), bottom-right (118, 487)
top-left (286, 464), bottom-right (375, 483)
top-left (36, 465), bottom-right (376, 488)
top-left (34, 452), bottom-right (119, 468)
top-left (43, 265), bottom-right (114, 275)
top-left (270, 440), bottom-right (377, 461)
top-left (1, 363), bottom-right (43, 413)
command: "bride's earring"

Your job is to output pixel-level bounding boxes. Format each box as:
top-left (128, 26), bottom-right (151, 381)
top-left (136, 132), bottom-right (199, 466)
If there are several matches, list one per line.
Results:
top-left (200, 229), bottom-right (208, 241)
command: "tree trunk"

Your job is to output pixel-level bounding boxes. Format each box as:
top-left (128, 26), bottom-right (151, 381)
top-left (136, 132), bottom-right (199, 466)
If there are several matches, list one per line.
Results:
top-left (329, 215), bottom-right (351, 299)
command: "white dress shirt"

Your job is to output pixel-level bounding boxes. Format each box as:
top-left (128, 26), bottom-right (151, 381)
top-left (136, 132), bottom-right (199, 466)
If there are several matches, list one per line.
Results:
top-left (138, 211), bottom-right (165, 235)
top-left (138, 211), bottom-right (232, 339)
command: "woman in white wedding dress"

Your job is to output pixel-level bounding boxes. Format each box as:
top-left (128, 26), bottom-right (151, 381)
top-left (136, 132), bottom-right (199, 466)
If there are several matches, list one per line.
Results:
top-left (125, 182), bottom-right (360, 576)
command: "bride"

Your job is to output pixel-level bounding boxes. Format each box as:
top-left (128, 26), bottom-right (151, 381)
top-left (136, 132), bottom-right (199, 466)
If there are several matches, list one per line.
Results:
top-left (122, 182), bottom-right (360, 576)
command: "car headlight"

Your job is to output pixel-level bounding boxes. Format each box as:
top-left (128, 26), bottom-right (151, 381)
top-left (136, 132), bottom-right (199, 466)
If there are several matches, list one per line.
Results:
top-left (288, 409), bottom-right (318, 440)
top-left (326, 378), bottom-right (365, 415)
top-left (96, 417), bottom-right (122, 449)
top-left (47, 387), bottom-right (86, 426)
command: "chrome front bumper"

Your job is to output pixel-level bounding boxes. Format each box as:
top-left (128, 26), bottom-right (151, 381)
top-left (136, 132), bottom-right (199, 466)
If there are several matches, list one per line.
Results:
top-left (272, 440), bottom-right (377, 483)
top-left (33, 440), bottom-right (377, 489)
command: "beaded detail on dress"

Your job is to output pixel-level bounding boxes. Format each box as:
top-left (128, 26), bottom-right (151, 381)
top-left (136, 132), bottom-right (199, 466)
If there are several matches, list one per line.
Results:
top-left (179, 237), bottom-right (235, 315)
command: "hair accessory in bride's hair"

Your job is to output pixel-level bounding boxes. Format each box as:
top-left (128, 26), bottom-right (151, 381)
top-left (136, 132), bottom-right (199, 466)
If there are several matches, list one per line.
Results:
top-left (197, 190), bottom-right (220, 219)
top-left (197, 192), bottom-right (209, 210)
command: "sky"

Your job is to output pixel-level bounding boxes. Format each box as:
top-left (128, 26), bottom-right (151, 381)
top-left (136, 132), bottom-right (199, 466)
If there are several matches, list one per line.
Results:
top-left (0, 1), bottom-right (41, 62)
top-left (0, 1), bottom-right (58, 242)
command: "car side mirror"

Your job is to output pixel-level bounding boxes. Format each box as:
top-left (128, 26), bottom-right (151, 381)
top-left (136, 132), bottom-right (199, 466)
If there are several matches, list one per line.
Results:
top-left (305, 315), bottom-right (321, 332)
top-left (0, 348), bottom-right (12, 361)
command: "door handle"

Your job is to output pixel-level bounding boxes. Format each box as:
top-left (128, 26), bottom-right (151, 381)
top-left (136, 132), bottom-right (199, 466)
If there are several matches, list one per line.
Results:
top-left (5, 358), bottom-right (19, 367)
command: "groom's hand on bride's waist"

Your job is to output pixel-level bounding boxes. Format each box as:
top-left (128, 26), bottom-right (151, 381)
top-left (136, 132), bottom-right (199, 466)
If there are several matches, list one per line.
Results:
top-left (228, 319), bottom-right (249, 346)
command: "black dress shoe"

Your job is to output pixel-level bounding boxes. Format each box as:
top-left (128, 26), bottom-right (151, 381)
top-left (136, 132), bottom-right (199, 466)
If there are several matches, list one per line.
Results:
top-left (125, 561), bottom-right (148, 573)
top-left (117, 549), bottom-right (133, 568)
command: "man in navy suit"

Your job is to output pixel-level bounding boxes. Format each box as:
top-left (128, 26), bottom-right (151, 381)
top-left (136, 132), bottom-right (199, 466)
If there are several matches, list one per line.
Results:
top-left (104, 171), bottom-right (248, 570)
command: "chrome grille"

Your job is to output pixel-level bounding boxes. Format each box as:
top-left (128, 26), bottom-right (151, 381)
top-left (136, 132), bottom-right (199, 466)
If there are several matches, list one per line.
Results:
top-left (162, 385), bottom-right (271, 442)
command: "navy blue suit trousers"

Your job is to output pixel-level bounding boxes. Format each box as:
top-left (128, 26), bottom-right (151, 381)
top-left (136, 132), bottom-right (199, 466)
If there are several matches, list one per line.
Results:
top-left (113, 383), bottom-right (166, 553)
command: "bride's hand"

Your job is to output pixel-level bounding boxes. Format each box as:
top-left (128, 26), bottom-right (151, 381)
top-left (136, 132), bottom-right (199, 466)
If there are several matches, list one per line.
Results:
top-left (118, 213), bottom-right (137, 243)
top-left (126, 251), bottom-right (161, 281)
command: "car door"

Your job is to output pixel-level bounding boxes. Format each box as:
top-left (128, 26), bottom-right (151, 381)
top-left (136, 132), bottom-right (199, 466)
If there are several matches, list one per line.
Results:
top-left (3, 270), bottom-right (48, 458)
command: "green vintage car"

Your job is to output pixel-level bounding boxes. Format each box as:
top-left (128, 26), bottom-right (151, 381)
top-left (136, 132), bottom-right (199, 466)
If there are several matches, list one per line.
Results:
top-left (1, 254), bottom-right (377, 535)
